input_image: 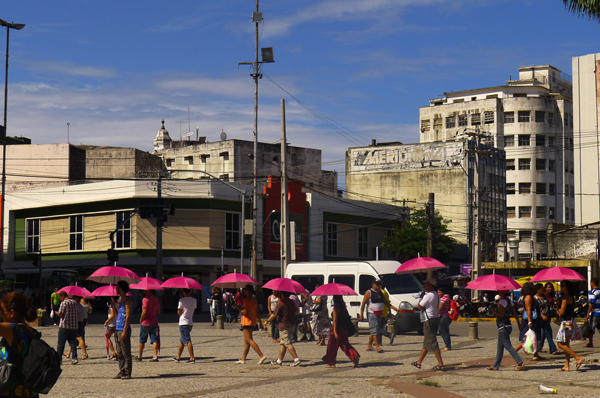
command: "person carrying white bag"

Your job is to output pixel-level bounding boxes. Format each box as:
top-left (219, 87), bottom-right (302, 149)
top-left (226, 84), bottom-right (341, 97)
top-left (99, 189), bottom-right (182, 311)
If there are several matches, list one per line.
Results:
top-left (555, 281), bottom-right (585, 372)
top-left (514, 282), bottom-right (543, 360)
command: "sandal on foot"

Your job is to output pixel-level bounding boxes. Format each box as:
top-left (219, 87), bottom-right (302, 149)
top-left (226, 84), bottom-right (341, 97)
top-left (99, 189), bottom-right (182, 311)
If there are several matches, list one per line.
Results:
top-left (486, 366), bottom-right (497, 371)
top-left (432, 365), bottom-right (445, 371)
top-left (411, 361), bottom-right (421, 369)
top-left (325, 364), bottom-right (336, 368)
top-left (558, 367), bottom-right (569, 372)
top-left (515, 363), bottom-right (525, 371)
top-left (576, 360), bottom-right (585, 371)
top-left (584, 343), bottom-right (593, 348)
top-left (366, 347), bottom-right (374, 351)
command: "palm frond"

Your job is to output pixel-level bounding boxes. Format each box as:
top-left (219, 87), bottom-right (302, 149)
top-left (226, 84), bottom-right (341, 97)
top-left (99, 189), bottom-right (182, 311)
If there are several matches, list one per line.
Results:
top-left (562, 0), bottom-right (600, 21)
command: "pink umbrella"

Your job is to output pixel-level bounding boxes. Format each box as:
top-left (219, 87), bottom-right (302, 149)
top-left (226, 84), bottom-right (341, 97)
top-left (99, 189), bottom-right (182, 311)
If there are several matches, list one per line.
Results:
top-left (466, 274), bottom-right (522, 291)
top-left (310, 283), bottom-right (358, 296)
top-left (130, 277), bottom-right (164, 291)
top-left (530, 266), bottom-right (585, 282)
top-left (58, 285), bottom-right (93, 298)
top-left (91, 285), bottom-right (131, 297)
top-left (88, 265), bottom-right (140, 285)
top-left (212, 271), bottom-right (259, 289)
top-left (395, 257), bottom-right (446, 274)
top-left (161, 273), bottom-right (204, 290)
top-left (262, 278), bottom-right (305, 294)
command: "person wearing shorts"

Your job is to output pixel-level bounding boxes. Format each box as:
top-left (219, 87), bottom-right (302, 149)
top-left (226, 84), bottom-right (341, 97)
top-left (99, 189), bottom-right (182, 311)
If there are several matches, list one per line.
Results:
top-left (267, 291), bottom-right (301, 366)
top-left (137, 289), bottom-right (160, 362)
top-left (412, 278), bottom-right (444, 371)
top-left (173, 288), bottom-right (196, 363)
top-left (360, 280), bottom-right (396, 353)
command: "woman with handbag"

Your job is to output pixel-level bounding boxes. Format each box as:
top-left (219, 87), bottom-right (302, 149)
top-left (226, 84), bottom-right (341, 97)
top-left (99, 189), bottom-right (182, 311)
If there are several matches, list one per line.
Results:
top-left (514, 282), bottom-right (543, 360)
top-left (0, 292), bottom-right (39, 397)
top-left (555, 281), bottom-right (584, 371)
top-left (310, 285), bottom-right (331, 346)
top-left (322, 295), bottom-right (360, 368)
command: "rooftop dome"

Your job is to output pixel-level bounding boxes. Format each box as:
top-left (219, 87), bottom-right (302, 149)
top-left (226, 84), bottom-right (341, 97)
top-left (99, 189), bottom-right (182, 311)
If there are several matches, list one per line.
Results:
top-left (153, 119), bottom-right (172, 152)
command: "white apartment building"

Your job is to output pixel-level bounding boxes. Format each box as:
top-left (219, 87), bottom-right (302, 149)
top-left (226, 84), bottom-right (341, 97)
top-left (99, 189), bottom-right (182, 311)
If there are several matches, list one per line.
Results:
top-left (420, 65), bottom-right (574, 259)
top-left (573, 53), bottom-right (600, 225)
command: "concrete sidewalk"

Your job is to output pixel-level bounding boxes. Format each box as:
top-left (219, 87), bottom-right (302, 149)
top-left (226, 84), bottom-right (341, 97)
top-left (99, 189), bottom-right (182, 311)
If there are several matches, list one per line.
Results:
top-left (41, 321), bottom-right (600, 398)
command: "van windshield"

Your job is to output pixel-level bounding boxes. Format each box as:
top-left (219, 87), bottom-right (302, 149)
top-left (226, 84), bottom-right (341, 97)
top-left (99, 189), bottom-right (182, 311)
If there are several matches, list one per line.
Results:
top-left (379, 273), bottom-right (422, 295)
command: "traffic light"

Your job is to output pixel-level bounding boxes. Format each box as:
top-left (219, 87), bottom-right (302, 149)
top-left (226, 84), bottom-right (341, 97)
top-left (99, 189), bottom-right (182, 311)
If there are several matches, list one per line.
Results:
top-left (107, 248), bottom-right (119, 262)
top-left (224, 264), bottom-right (229, 273)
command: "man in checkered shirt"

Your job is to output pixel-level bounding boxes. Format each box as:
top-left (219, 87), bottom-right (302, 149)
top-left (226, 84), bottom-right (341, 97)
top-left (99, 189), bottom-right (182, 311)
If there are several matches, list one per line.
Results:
top-left (56, 291), bottom-right (81, 364)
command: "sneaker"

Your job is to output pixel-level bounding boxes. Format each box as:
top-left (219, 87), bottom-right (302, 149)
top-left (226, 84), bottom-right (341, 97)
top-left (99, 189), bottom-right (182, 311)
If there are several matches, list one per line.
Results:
top-left (173, 357), bottom-right (180, 363)
top-left (389, 333), bottom-right (396, 346)
top-left (135, 356), bottom-right (142, 362)
top-left (187, 359), bottom-right (195, 364)
top-left (149, 357), bottom-right (159, 362)
top-left (257, 356), bottom-right (267, 365)
top-left (290, 359), bottom-right (301, 367)
top-left (236, 359), bottom-right (245, 364)
top-left (121, 375), bottom-right (131, 379)
top-left (71, 359), bottom-right (78, 365)
top-left (112, 373), bottom-right (124, 379)
top-left (271, 360), bottom-right (282, 366)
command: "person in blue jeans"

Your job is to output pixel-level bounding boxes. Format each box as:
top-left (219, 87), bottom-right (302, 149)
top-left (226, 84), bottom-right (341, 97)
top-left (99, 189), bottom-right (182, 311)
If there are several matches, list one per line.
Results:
top-left (535, 283), bottom-right (561, 355)
top-left (486, 290), bottom-right (524, 371)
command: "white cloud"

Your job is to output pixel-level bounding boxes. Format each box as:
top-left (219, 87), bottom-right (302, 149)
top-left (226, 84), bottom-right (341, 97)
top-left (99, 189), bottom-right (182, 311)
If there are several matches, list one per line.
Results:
top-left (22, 60), bottom-right (117, 78)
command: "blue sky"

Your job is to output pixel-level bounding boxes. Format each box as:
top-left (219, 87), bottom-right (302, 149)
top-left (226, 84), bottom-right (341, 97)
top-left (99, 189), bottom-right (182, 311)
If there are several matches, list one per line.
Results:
top-left (1, 0), bottom-right (599, 177)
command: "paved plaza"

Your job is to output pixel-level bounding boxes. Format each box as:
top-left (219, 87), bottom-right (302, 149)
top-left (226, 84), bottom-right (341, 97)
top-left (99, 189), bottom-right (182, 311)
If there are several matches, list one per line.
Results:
top-left (41, 316), bottom-right (600, 397)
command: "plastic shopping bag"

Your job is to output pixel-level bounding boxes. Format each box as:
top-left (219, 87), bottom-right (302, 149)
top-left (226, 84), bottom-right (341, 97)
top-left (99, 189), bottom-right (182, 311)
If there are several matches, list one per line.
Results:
top-left (50, 309), bottom-right (54, 319)
top-left (523, 329), bottom-right (537, 355)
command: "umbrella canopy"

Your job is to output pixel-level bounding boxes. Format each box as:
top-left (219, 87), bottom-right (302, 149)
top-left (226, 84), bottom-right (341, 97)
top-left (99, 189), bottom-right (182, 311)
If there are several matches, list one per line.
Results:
top-left (87, 265), bottom-right (140, 285)
top-left (212, 272), bottom-right (259, 289)
top-left (161, 274), bottom-right (204, 290)
top-left (310, 283), bottom-right (357, 296)
top-left (91, 285), bottom-right (131, 297)
top-left (262, 278), bottom-right (305, 294)
top-left (530, 267), bottom-right (586, 283)
top-left (130, 277), bottom-right (164, 291)
top-left (58, 285), bottom-right (94, 298)
top-left (466, 274), bottom-right (522, 291)
top-left (395, 257), bottom-right (446, 274)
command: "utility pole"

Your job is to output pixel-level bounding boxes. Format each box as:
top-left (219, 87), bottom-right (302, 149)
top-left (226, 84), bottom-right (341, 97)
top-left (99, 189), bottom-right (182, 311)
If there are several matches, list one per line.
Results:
top-left (427, 193), bottom-right (434, 258)
top-left (251, 0), bottom-right (261, 282)
top-left (156, 173), bottom-right (163, 283)
top-left (280, 99), bottom-right (290, 276)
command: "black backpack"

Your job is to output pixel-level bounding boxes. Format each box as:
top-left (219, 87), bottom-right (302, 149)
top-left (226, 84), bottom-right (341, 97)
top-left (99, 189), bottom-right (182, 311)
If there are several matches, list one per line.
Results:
top-left (12, 325), bottom-right (62, 394)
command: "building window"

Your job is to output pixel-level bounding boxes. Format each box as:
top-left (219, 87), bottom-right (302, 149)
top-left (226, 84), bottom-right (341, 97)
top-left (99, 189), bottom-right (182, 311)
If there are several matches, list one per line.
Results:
top-left (505, 135), bottom-right (514, 147)
top-left (548, 160), bottom-right (555, 172)
top-left (535, 111), bottom-right (545, 123)
top-left (115, 212), bottom-right (131, 249)
top-left (571, 208), bottom-right (575, 220)
top-left (26, 219), bottom-right (40, 253)
top-left (514, 93), bottom-right (527, 98)
top-left (433, 117), bottom-right (442, 130)
top-left (570, 185), bottom-right (575, 198)
top-left (504, 112), bottom-right (514, 123)
top-left (519, 207), bottom-right (532, 218)
top-left (536, 206), bottom-right (546, 219)
top-left (506, 159), bottom-right (515, 171)
top-left (536, 135), bottom-right (546, 147)
top-left (484, 111), bottom-right (494, 124)
top-left (549, 183), bottom-right (555, 195)
top-left (471, 113), bottom-right (481, 125)
top-left (536, 230), bottom-right (547, 243)
top-left (327, 224), bottom-right (338, 256)
top-left (518, 135), bottom-right (530, 146)
top-left (520, 230), bottom-right (532, 240)
top-left (69, 215), bottom-right (83, 251)
top-left (201, 154), bottom-right (210, 163)
top-left (549, 207), bottom-right (555, 219)
top-left (358, 227), bottom-right (368, 258)
top-left (548, 136), bottom-right (555, 148)
top-left (570, 162), bottom-right (574, 174)
top-left (565, 184), bottom-right (569, 197)
top-left (569, 138), bottom-right (574, 150)
top-left (225, 213), bottom-right (240, 250)
top-left (219, 174), bottom-right (229, 181)
top-left (536, 158), bottom-right (546, 171)
top-left (518, 159), bottom-right (531, 170)
top-left (445, 116), bottom-right (455, 128)
top-left (506, 183), bottom-right (515, 194)
top-left (507, 207), bottom-right (516, 218)
top-left (565, 208), bottom-right (569, 220)
top-left (486, 94), bottom-right (498, 99)
top-left (518, 111), bottom-right (530, 123)
top-left (564, 113), bottom-right (569, 127)
top-left (548, 112), bottom-right (554, 126)
top-left (165, 159), bottom-right (174, 167)
top-left (219, 151), bottom-right (230, 160)
top-left (458, 115), bottom-right (468, 127)
top-left (421, 119), bottom-right (430, 131)
top-left (184, 156), bottom-right (193, 165)
top-left (519, 183), bottom-right (531, 194)
top-left (507, 230), bottom-right (517, 239)
top-left (536, 183), bottom-right (546, 194)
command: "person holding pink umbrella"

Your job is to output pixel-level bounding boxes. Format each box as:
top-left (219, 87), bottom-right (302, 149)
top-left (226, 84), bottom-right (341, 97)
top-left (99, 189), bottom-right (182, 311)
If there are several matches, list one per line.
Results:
top-left (234, 285), bottom-right (267, 365)
top-left (486, 290), bottom-right (524, 371)
top-left (322, 295), bottom-right (360, 368)
top-left (266, 291), bottom-right (301, 367)
top-left (173, 289), bottom-right (196, 364)
top-left (137, 289), bottom-right (160, 362)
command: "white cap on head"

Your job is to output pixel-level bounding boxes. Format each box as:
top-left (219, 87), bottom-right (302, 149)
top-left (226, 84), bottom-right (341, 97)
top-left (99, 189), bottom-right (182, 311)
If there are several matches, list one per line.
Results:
top-left (452, 295), bottom-right (459, 301)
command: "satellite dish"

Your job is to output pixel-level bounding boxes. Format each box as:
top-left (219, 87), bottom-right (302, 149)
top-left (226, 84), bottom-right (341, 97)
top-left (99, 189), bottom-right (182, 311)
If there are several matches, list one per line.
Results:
top-left (183, 132), bottom-right (193, 139)
top-left (220, 131), bottom-right (227, 141)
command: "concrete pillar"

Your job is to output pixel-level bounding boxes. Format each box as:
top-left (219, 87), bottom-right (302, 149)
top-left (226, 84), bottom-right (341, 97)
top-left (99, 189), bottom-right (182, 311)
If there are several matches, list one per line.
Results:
top-left (216, 315), bottom-right (224, 330)
top-left (469, 321), bottom-right (478, 340)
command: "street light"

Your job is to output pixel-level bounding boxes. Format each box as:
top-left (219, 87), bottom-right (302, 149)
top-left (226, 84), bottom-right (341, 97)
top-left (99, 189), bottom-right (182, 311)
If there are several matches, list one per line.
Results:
top-left (0, 19), bottom-right (25, 277)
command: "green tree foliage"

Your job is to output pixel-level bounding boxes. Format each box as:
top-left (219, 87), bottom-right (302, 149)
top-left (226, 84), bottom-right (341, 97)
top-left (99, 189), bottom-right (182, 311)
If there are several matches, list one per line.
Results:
top-left (562, 0), bottom-right (600, 21)
top-left (383, 208), bottom-right (457, 263)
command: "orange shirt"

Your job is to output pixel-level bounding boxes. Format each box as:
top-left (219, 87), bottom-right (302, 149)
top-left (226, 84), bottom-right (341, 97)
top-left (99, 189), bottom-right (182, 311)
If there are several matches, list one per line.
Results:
top-left (241, 298), bottom-right (258, 327)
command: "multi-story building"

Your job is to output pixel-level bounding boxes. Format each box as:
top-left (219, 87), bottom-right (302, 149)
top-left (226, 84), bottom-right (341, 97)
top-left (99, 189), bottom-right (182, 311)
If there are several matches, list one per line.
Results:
top-left (152, 120), bottom-right (338, 196)
top-left (573, 52), bottom-right (600, 226)
top-left (420, 65), bottom-right (574, 260)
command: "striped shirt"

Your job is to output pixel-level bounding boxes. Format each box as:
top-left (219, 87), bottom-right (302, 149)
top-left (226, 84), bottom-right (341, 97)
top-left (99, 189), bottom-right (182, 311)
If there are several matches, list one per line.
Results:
top-left (589, 288), bottom-right (600, 317)
top-left (58, 298), bottom-right (79, 330)
top-left (439, 295), bottom-right (451, 317)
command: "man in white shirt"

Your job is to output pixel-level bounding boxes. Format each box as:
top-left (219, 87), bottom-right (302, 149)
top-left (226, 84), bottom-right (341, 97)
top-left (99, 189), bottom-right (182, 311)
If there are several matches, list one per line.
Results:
top-left (411, 278), bottom-right (445, 371)
top-left (173, 289), bottom-right (197, 363)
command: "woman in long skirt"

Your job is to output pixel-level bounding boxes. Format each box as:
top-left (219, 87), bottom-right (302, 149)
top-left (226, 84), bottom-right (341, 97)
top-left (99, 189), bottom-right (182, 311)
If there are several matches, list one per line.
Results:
top-left (311, 290), bottom-right (331, 346)
top-left (322, 295), bottom-right (360, 368)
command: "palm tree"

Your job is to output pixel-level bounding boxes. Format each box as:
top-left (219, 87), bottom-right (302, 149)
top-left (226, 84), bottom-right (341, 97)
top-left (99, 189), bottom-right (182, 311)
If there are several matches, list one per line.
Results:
top-left (562, 0), bottom-right (600, 21)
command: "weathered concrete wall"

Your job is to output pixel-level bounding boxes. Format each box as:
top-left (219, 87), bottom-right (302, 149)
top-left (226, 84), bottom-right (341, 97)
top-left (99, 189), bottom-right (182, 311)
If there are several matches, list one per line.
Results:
top-left (85, 147), bottom-right (162, 180)
top-left (548, 222), bottom-right (600, 260)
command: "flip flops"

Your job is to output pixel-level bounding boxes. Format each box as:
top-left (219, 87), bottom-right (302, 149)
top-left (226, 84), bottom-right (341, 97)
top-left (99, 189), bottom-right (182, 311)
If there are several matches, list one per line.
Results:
top-left (411, 361), bottom-right (421, 369)
top-left (432, 365), bottom-right (445, 371)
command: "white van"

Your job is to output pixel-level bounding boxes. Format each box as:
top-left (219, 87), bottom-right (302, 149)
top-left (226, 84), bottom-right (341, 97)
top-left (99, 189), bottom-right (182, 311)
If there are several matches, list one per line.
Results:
top-left (285, 261), bottom-right (424, 334)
